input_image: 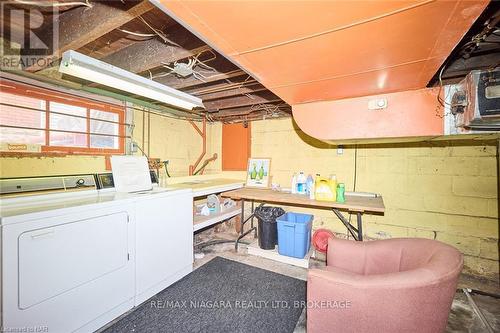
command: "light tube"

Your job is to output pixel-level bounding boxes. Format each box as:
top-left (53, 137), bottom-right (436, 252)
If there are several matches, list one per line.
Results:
top-left (59, 50), bottom-right (204, 110)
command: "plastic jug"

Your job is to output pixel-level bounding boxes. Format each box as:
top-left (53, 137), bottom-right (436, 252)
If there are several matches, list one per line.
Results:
top-left (314, 176), bottom-right (337, 202)
top-left (296, 172), bottom-right (307, 195)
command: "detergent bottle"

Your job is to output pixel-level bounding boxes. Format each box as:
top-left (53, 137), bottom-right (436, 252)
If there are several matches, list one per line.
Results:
top-left (315, 175), bottom-right (337, 202)
top-left (296, 172), bottom-right (307, 195)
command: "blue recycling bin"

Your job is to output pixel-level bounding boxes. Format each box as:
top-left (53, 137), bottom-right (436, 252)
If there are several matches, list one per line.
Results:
top-left (276, 212), bottom-right (313, 259)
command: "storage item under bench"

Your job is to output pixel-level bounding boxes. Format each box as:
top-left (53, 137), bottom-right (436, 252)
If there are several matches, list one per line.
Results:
top-left (277, 212), bottom-right (313, 259)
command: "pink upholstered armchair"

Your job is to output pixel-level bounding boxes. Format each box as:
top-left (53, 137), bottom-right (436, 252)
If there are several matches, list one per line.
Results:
top-left (307, 238), bottom-right (463, 333)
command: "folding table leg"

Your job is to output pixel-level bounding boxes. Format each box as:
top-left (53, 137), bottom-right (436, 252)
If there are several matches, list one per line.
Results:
top-left (251, 200), bottom-right (257, 238)
top-left (356, 212), bottom-right (363, 241)
top-left (235, 202), bottom-right (263, 251)
top-left (332, 209), bottom-right (362, 241)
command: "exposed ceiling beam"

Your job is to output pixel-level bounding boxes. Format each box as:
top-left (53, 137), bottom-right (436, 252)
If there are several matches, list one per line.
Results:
top-left (213, 111), bottom-right (291, 123)
top-left (197, 83), bottom-right (267, 101)
top-left (210, 103), bottom-right (291, 118)
top-left (25, 0), bottom-right (154, 72)
top-left (204, 91), bottom-right (282, 111)
top-left (183, 78), bottom-right (257, 94)
top-left (443, 53), bottom-right (500, 79)
top-left (155, 70), bottom-right (247, 90)
top-left (100, 25), bottom-right (211, 74)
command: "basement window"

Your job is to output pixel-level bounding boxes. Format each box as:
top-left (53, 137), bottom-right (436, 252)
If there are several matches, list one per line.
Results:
top-left (0, 82), bottom-right (125, 155)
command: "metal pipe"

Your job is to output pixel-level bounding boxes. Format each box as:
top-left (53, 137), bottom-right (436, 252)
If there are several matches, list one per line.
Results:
top-left (188, 118), bottom-right (206, 176)
top-left (193, 153), bottom-right (218, 175)
top-left (147, 111), bottom-right (151, 156)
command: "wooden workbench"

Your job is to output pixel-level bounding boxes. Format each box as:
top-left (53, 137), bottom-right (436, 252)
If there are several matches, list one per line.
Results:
top-left (168, 178), bottom-right (244, 197)
top-left (222, 187), bottom-right (385, 249)
top-left (168, 178), bottom-right (244, 232)
top-left (222, 188), bottom-right (385, 214)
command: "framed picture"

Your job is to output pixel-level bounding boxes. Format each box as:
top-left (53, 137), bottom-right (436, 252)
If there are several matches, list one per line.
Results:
top-left (246, 158), bottom-right (271, 188)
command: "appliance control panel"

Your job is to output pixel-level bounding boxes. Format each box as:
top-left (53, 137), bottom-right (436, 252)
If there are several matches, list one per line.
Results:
top-left (96, 173), bottom-right (115, 189)
top-left (0, 174), bottom-right (96, 196)
top-left (96, 171), bottom-right (158, 190)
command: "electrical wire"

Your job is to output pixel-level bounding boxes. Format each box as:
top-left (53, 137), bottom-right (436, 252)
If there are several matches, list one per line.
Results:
top-left (117, 29), bottom-right (156, 38)
top-left (156, 49), bottom-right (220, 82)
top-left (162, 161), bottom-right (171, 178)
top-left (9, 0), bottom-right (92, 8)
top-left (134, 141), bottom-right (150, 160)
top-left (437, 63), bottom-right (452, 108)
top-left (194, 239), bottom-right (250, 250)
top-left (138, 16), bottom-right (181, 47)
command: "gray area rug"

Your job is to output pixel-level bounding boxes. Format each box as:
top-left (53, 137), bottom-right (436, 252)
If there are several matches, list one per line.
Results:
top-left (102, 257), bottom-right (306, 333)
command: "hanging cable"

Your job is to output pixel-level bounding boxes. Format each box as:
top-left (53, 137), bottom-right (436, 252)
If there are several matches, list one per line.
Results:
top-left (138, 16), bottom-right (181, 47)
top-left (117, 29), bottom-right (156, 38)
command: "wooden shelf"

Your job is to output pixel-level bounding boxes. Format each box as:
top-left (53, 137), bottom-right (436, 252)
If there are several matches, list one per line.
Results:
top-left (193, 205), bottom-right (240, 232)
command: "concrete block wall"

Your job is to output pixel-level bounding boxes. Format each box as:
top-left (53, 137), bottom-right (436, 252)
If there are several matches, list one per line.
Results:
top-left (250, 118), bottom-right (499, 282)
top-left (132, 110), bottom-right (221, 177)
top-left (0, 155), bottom-right (107, 177)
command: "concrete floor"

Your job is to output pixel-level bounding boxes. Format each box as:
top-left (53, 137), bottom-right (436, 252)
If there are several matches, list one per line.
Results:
top-left (194, 228), bottom-right (500, 333)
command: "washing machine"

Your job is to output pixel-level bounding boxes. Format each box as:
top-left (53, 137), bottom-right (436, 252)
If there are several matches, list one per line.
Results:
top-left (0, 174), bottom-right (136, 333)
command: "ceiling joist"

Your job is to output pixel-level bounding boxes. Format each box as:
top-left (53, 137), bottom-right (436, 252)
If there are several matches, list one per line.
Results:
top-left (101, 36), bottom-right (211, 75)
top-left (195, 83), bottom-right (267, 101)
top-left (204, 91), bottom-right (282, 112)
top-left (6, 0), bottom-right (290, 121)
top-left (155, 69), bottom-right (247, 90)
top-left (25, 0), bottom-right (154, 72)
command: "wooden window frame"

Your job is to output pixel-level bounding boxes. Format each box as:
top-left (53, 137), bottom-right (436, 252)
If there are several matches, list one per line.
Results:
top-left (1, 81), bottom-right (126, 155)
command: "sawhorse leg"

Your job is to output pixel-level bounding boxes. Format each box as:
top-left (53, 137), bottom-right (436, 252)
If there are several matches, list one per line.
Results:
top-left (332, 209), bottom-right (364, 241)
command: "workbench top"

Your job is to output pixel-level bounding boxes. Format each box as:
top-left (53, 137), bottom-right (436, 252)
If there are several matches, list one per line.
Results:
top-left (222, 187), bottom-right (385, 214)
top-left (168, 178), bottom-right (244, 197)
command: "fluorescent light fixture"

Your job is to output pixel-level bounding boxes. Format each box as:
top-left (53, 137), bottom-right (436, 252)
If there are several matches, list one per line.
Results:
top-left (59, 50), bottom-right (204, 110)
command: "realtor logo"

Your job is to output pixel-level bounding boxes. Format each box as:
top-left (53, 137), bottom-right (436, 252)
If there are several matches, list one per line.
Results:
top-left (0, 2), bottom-right (59, 70)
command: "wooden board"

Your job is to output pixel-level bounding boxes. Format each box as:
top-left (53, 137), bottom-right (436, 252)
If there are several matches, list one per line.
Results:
top-left (221, 188), bottom-right (385, 214)
top-left (193, 206), bottom-right (240, 232)
top-left (167, 178), bottom-right (244, 197)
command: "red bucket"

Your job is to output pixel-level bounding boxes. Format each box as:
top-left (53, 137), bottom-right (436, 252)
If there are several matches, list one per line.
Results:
top-left (312, 229), bottom-right (335, 253)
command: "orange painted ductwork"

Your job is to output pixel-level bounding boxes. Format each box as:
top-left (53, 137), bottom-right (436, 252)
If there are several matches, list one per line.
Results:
top-left (155, 0), bottom-right (487, 140)
top-left (292, 88), bottom-right (444, 142)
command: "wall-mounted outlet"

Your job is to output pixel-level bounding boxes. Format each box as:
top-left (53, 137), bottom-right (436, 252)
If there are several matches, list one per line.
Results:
top-left (130, 142), bottom-right (139, 153)
top-left (337, 145), bottom-right (344, 155)
top-left (368, 98), bottom-right (388, 110)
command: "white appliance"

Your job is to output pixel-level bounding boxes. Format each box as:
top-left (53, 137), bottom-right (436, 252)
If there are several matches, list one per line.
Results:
top-left (0, 172), bottom-right (194, 332)
top-left (133, 189), bottom-right (193, 305)
top-left (59, 50), bottom-right (204, 111)
top-left (0, 177), bottom-right (136, 333)
top-left (108, 155), bottom-right (193, 305)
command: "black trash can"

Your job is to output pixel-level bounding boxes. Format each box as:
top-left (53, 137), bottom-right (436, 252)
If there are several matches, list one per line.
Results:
top-left (254, 206), bottom-right (285, 250)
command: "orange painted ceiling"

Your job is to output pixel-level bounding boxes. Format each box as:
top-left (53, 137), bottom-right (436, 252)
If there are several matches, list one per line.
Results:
top-left (156, 0), bottom-right (488, 105)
